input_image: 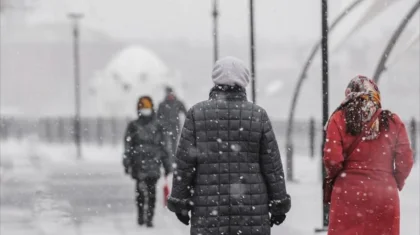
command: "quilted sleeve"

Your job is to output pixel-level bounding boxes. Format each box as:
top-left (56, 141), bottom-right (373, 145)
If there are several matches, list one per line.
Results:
top-left (259, 110), bottom-right (291, 215)
top-left (167, 108), bottom-right (197, 213)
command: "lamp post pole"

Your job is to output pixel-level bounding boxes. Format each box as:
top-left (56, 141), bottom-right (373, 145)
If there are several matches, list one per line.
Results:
top-left (212, 0), bottom-right (219, 64)
top-left (249, 0), bottom-right (256, 103)
top-left (285, 0), bottom-right (365, 182)
top-left (68, 13), bottom-right (84, 160)
top-left (317, 0), bottom-right (330, 231)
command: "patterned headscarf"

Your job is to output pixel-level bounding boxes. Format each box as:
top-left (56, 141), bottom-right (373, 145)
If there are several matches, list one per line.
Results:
top-left (342, 75), bottom-right (381, 108)
top-left (326, 75), bottom-right (382, 140)
top-left (343, 75), bottom-right (381, 139)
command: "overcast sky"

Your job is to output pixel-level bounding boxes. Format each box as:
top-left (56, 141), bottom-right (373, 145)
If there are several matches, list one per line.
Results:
top-left (6, 0), bottom-right (417, 44)
top-left (1, 0), bottom-right (418, 119)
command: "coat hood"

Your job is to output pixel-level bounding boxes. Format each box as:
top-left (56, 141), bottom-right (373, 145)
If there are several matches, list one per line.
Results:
top-left (212, 56), bottom-right (250, 88)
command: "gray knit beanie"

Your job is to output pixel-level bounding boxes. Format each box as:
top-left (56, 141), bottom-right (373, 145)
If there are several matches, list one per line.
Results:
top-left (212, 56), bottom-right (250, 88)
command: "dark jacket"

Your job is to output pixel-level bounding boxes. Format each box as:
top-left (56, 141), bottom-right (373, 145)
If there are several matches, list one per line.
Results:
top-left (168, 86), bottom-right (291, 235)
top-left (157, 95), bottom-right (187, 129)
top-left (123, 114), bottom-right (171, 180)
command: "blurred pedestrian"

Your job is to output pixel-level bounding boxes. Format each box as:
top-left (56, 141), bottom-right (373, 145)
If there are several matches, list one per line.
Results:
top-left (157, 86), bottom-right (187, 160)
top-left (167, 57), bottom-right (291, 235)
top-left (323, 75), bottom-right (414, 235)
top-left (123, 96), bottom-right (171, 227)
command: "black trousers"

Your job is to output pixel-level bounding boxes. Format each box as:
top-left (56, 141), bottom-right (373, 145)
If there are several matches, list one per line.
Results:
top-left (136, 178), bottom-right (158, 222)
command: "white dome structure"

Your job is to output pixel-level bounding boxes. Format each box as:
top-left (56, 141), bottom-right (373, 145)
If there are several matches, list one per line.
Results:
top-left (90, 45), bottom-right (183, 117)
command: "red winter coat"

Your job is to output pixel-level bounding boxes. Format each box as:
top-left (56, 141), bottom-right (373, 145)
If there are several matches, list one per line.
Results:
top-left (323, 110), bottom-right (413, 235)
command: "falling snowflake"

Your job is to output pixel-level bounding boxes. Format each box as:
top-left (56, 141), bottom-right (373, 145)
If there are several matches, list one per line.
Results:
top-left (231, 144), bottom-right (241, 152)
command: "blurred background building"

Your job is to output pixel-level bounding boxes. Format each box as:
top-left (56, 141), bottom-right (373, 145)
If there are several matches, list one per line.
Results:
top-left (1, 0), bottom-right (418, 120)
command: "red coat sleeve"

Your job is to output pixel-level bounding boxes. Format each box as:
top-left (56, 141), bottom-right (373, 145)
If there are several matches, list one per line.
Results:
top-left (393, 114), bottom-right (414, 191)
top-left (323, 113), bottom-right (345, 179)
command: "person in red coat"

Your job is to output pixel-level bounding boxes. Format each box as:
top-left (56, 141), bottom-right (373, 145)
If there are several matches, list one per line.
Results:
top-left (323, 75), bottom-right (414, 235)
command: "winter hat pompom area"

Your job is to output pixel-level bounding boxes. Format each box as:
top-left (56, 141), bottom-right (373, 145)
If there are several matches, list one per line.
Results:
top-left (212, 56), bottom-right (250, 88)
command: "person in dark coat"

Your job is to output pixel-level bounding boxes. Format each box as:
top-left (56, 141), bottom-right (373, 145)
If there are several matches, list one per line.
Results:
top-left (123, 96), bottom-right (171, 227)
top-left (157, 87), bottom-right (187, 159)
top-left (167, 57), bottom-right (291, 235)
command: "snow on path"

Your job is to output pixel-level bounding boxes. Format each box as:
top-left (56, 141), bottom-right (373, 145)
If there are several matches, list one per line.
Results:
top-left (1, 140), bottom-right (419, 235)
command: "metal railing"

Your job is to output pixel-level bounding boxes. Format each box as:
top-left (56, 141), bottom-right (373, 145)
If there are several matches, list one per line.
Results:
top-left (1, 116), bottom-right (417, 161)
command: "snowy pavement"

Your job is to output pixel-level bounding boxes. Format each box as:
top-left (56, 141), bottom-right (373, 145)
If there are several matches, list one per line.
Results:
top-left (1, 140), bottom-right (419, 235)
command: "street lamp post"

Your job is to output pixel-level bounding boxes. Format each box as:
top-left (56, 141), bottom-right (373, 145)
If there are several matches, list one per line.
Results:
top-left (212, 0), bottom-right (219, 64)
top-left (68, 13), bottom-right (84, 160)
top-left (285, 0), bottom-right (365, 182)
top-left (321, 0), bottom-right (329, 229)
top-left (249, 0), bottom-right (256, 103)
top-left (315, 0), bottom-right (330, 232)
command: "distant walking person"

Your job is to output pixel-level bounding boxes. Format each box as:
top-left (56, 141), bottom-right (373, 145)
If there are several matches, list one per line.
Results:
top-left (323, 76), bottom-right (414, 235)
top-left (168, 57), bottom-right (291, 235)
top-left (123, 96), bottom-right (171, 227)
top-left (157, 87), bottom-right (187, 159)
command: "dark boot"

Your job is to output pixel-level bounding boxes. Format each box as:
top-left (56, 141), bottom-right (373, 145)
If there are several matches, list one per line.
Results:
top-left (138, 216), bottom-right (144, 226)
top-left (145, 178), bottom-right (157, 227)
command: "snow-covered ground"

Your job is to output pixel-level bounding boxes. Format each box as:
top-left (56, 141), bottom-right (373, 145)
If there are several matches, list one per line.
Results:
top-left (1, 139), bottom-right (419, 235)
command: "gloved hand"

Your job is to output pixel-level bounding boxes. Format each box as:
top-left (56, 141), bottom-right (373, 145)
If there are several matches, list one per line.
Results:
top-left (176, 212), bottom-right (190, 225)
top-left (270, 214), bottom-right (286, 227)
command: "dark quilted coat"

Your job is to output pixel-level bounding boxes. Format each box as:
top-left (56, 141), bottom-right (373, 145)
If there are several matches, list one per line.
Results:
top-left (168, 86), bottom-right (291, 235)
top-left (157, 96), bottom-right (187, 128)
top-left (123, 114), bottom-right (171, 180)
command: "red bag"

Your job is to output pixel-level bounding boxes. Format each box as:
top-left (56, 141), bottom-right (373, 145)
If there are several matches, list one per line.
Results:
top-left (323, 109), bottom-right (382, 204)
top-left (163, 179), bottom-right (170, 207)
